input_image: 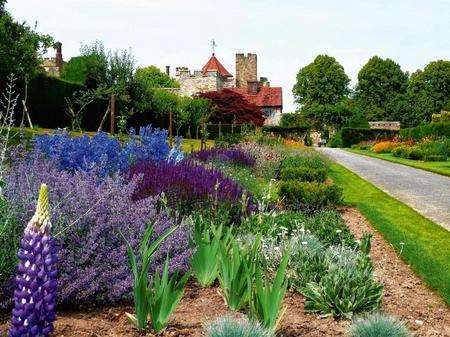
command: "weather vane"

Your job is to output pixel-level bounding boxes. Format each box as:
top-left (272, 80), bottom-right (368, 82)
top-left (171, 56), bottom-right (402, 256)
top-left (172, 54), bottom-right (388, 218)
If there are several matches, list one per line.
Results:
top-left (211, 39), bottom-right (217, 55)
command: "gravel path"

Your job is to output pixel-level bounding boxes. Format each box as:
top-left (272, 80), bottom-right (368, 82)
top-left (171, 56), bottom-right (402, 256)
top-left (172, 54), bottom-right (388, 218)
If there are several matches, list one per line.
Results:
top-left (318, 147), bottom-right (450, 230)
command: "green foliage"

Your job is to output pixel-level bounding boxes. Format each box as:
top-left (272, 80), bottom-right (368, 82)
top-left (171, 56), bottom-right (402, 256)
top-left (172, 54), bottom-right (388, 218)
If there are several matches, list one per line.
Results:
top-left (280, 153), bottom-right (329, 171)
top-left (340, 128), bottom-right (398, 147)
top-left (293, 55), bottom-right (350, 107)
top-left (121, 222), bottom-right (177, 332)
top-left (249, 251), bottom-right (290, 331)
top-left (399, 122), bottom-right (450, 141)
top-left (218, 237), bottom-right (260, 311)
top-left (60, 55), bottom-right (98, 85)
top-left (432, 111), bottom-right (450, 123)
top-left (190, 214), bottom-right (231, 287)
top-left (0, 10), bottom-right (53, 80)
top-left (135, 65), bottom-right (179, 89)
top-left (392, 139), bottom-right (449, 161)
top-left (356, 56), bottom-right (408, 120)
top-left (147, 258), bottom-right (190, 332)
top-left (349, 312), bottom-right (411, 337)
top-left (301, 100), bottom-right (359, 129)
top-left (0, 197), bottom-right (21, 286)
top-left (205, 316), bottom-right (274, 337)
top-left (303, 210), bottom-right (356, 247)
top-left (279, 181), bottom-right (342, 212)
top-left (279, 113), bottom-right (312, 129)
top-left (328, 131), bottom-right (343, 148)
top-left (302, 246), bottom-right (383, 318)
top-left (280, 167), bottom-right (327, 182)
top-left (240, 211), bottom-right (307, 238)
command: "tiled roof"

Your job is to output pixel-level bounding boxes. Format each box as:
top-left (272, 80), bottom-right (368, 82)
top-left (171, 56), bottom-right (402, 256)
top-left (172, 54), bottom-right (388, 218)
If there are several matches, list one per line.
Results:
top-left (202, 54), bottom-right (232, 77)
top-left (228, 86), bottom-right (283, 108)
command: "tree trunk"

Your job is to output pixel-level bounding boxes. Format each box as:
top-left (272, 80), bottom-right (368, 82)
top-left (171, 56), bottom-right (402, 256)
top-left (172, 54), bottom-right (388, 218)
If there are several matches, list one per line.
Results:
top-left (110, 94), bottom-right (116, 135)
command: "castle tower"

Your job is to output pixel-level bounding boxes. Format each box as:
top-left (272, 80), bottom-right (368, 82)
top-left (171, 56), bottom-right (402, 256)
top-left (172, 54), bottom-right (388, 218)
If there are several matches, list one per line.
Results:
top-left (235, 53), bottom-right (257, 88)
top-left (55, 42), bottom-right (63, 69)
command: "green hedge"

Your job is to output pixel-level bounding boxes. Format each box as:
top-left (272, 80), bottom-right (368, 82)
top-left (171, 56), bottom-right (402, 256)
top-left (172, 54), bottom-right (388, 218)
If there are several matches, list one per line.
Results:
top-left (18, 74), bottom-right (108, 131)
top-left (280, 167), bottom-right (327, 182)
top-left (399, 122), bottom-right (450, 141)
top-left (262, 125), bottom-right (309, 138)
top-left (340, 127), bottom-right (398, 147)
top-left (279, 181), bottom-right (342, 212)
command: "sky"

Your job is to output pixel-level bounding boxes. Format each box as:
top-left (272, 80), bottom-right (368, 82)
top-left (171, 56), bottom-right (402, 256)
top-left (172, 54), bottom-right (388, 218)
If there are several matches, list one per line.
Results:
top-left (6, 0), bottom-right (450, 112)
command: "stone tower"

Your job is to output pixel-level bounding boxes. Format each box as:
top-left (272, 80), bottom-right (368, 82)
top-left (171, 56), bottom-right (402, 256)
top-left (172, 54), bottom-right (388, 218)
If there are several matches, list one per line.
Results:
top-left (235, 53), bottom-right (257, 88)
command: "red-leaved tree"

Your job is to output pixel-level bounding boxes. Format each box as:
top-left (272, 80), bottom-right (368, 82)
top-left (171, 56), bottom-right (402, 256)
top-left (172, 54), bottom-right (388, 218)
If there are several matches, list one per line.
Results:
top-left (198, 89), bottom-right (264, 126)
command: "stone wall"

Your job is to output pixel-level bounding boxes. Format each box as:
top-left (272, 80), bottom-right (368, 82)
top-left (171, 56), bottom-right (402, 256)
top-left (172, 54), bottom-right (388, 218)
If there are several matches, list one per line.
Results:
top-left (236, 53), bottom-right (257, 88)
top-left (177, 73), bottom-right (218, 96)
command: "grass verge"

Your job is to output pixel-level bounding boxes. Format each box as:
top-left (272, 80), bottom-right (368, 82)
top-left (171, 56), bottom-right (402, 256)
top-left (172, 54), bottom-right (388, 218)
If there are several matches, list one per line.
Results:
top-left (347, 148), bottom-right (450, 177)
top-left (329, 162), bottom-right (450, 305)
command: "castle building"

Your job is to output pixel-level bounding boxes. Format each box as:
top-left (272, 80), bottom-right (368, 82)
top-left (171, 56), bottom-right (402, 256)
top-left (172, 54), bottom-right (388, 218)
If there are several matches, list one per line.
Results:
top-left (174, 53), bottom-right (283, 125)
top-left (42, 42), bottom-right (64, 77)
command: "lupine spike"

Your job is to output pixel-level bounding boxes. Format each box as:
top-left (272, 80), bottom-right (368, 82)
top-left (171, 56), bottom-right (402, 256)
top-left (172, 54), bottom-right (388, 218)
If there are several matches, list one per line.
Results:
top-left (9, 184), bottom-right (57, 337)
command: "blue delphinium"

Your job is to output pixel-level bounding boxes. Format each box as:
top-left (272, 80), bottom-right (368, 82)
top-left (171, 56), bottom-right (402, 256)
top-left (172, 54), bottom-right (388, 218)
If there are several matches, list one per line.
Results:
top-left (33, 125), bottom-right (183, 176)
top-left (9, 184), bottom-right (57, 337)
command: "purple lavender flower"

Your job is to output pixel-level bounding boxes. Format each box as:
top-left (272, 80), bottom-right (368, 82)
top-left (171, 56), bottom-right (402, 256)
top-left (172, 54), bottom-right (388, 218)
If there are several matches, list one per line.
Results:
top-left (191, 148), bottom-right (256, 167)
top-left (9, 184), bottom-right (57, 337)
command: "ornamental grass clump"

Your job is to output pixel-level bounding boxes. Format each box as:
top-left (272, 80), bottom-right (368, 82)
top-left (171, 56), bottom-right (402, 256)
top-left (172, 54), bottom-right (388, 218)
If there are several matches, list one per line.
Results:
top-left (349, 312), bottom-right (411, 337)
top-left (191, 148), bottom-right (256, 167)
top-left (9, 184), bottom-right (57, 337)
top-left (205, 316), bottom-right (274, 337)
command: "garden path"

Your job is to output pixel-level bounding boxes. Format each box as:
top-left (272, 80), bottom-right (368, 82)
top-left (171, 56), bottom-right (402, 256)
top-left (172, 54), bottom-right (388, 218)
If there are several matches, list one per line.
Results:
top-left (318, 147), bottom-right (450, 230)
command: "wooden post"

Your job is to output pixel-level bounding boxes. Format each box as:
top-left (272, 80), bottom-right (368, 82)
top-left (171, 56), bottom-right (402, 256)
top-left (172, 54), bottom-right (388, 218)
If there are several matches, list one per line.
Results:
top-left (196, 126), bottom-right (199, 140)
top-left (169, 110), bottom-right (173, 146)
top-left (231, 122), bottom-right (234, 134)
top-left (218, 121), bottom-right (222, 138)
top-left (110, 94), bottom-right (116, 135)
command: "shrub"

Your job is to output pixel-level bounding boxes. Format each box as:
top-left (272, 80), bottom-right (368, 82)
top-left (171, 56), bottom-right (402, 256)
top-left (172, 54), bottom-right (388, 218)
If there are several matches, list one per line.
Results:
top-left (349, 312), bottom-right (411, 337)
top-left (191, 148), bottom-right (256, 167)
top-left (280, 152), bottom-right (328, 171)
top-left (205, 316), bottom-right (274, 337)
top-left (424, 154), bottom-right (446, 161)
top-left (328, 131), bottom-right (343, 148)
top-left (126, 160), bottom-right (255, 215)
top-left (240, 211), bottom-right (307, 238)
top-left (3, 154), bottom-right (190, 306)
top-left (432, 111), bottom-right (450, 123)
top-left (33, 125), bottom-right (182, 176)
top-left (340, 128), bottom-right (398, 148)
top-left (279, 167), bottom-right (327, 182)
top-left (279, 181), bottom-right (342, 212)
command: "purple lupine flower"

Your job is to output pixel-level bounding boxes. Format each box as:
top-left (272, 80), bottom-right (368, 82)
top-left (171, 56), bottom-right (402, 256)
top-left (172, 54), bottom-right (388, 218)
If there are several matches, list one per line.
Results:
top-left (9, 184), bottom-right (57, 337)
top-left (190, 148), bottom-right (256, 167)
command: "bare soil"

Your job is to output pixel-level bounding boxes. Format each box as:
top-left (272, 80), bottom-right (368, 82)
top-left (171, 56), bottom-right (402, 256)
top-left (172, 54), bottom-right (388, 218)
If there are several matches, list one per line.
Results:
top-left (1, 208), bottom-right (449, 337)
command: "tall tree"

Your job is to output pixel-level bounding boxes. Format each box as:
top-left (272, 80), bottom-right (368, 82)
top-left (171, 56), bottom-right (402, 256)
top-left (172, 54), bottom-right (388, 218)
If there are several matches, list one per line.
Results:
top-left (293, 55), bottom-right (350, 107)
top-left (0, 7), bottom-right (53, 81)
top-left (135, 66), bottom-right (179, 89)
top-left (356, 56), bottom-right (409, 120)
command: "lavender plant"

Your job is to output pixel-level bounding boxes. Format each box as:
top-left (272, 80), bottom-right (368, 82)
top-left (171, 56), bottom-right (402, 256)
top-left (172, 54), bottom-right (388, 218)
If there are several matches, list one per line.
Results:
top-left (191, 148), bottom-right (256, 167)
top-left (2, 154), bottom-right (190, 306)
top-left (9, 184), bottom-right (57, 337)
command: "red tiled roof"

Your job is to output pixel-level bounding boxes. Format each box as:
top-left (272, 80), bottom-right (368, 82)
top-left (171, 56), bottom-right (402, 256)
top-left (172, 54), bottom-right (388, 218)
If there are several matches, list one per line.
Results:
top-left (228, 86), bottom-right (283, 108)
top-left (202, 54), bottom-right (232, 77)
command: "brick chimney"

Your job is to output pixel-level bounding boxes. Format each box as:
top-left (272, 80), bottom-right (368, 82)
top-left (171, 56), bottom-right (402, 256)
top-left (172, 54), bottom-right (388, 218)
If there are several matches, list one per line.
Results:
top-left (55, 42), bottom-right (63, 69)
top-left (247, 81), bottom-right (260, 94)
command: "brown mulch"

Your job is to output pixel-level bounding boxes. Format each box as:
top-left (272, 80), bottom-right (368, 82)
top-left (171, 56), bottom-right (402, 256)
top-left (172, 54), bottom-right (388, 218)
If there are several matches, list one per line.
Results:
top-left (1, 208), bottom-right (449, 336)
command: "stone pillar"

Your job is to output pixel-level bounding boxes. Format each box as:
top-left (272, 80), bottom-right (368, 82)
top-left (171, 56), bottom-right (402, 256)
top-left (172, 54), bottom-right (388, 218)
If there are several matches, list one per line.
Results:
top-left (235, 53), bottom-right (257, 88)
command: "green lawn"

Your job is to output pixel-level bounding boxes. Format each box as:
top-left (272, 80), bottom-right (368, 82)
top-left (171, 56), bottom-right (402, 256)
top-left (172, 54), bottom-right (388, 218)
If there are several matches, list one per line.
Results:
top-left (347, 148), bottom-right (450, 177)
top-left (329, 163), bottom-right (450, 305)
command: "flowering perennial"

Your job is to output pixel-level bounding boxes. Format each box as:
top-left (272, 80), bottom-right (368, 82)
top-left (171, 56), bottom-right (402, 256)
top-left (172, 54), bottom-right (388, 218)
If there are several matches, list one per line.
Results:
top-left (191, 148), bottom-right (255, 167)
top-left (9, 184), bottom-right (57, 337)
top-left (33, 125), bottom-right (183, 176)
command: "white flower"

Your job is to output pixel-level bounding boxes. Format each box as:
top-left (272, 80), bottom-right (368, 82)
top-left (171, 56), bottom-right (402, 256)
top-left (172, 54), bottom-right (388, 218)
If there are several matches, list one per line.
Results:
top-left (336, 229), bottom-right (342, 234)
top-left (301, 241), bottom-right (308, 245)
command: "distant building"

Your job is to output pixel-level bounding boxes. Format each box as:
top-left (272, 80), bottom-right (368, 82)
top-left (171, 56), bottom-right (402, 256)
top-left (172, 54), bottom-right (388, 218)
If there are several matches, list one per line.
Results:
top-left (42, 42), bottom-right (64, 77)
top-left (173, 53), bottom-right (283, 125)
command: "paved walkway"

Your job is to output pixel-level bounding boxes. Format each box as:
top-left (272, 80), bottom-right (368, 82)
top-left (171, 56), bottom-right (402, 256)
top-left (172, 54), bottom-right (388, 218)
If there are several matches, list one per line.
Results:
top-left (318, 147), bottom-right (450, 230)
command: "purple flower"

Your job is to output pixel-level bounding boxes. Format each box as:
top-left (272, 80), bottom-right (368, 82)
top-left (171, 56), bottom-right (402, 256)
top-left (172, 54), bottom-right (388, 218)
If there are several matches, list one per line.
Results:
top-left (3, 154), bottom-right (190, 306)
top-left (125, 160), bottom-right (256, 214)
top-left (9, 184), bottom-right (57, 337)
